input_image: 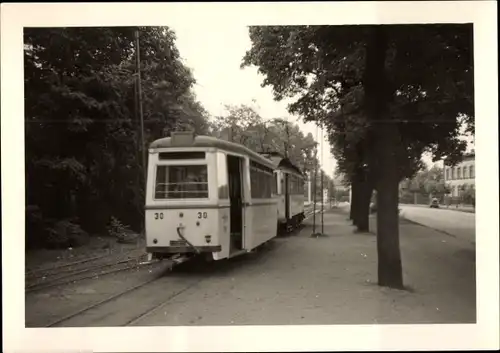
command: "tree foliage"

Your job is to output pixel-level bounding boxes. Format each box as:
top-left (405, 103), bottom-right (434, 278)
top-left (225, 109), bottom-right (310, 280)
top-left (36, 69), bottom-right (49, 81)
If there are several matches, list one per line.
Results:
top-left (212, 104), bottom-right (319, 174)
top-left (459, 184), bottom-right (475, 205)
top-left (400, 165), bottom-right (450, 200)
top-left (25, 27), bottom-right (210, 248)
top-left (243, 24), bottom-right (473, 288)
top-left (242, 24), bottom-right (473, 179)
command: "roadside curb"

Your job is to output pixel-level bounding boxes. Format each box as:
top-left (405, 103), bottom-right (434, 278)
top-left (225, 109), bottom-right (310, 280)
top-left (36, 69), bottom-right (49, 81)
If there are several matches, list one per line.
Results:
top-left (400, 204), bottom-right (475, 214)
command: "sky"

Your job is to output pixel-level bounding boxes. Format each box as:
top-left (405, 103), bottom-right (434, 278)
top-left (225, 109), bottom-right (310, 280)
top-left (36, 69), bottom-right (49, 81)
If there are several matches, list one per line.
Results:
top-left (170, 24), bottom-right (335, 177)
top-left (170, 24), bottom-right (474, 178)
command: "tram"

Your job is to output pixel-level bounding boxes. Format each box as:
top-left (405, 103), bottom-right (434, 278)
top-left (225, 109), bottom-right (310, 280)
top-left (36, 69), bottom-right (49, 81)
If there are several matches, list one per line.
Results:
top-left (260, 152), bottom-right (306, 232)
top-left (144, 131), bottom-right (279, 261)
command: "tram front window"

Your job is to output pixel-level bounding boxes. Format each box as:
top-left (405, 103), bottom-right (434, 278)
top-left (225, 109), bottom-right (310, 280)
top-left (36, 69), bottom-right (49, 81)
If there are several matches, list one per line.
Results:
top-left (154, 165), bottom-right (209, 199)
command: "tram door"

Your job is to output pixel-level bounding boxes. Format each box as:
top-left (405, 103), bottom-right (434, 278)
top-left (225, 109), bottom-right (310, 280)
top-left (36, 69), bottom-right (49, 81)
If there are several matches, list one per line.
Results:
top-left (227, 155), bottom-right (244, 253)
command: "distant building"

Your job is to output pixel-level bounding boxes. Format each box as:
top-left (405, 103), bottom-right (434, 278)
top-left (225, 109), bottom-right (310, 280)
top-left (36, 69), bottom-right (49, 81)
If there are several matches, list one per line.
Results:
top-left (443, 152), bottom-right (475, 197)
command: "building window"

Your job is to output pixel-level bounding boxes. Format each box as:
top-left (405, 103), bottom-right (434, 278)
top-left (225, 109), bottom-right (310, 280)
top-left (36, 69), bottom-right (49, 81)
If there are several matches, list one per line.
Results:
top-left (453, 167), bottom-right (457, 180)
top-left (458, 167), bottom-right (462, 179)
top-left (446, 168), bottom-right (451, 180)
top-left (463, 166), bottom-right (468, 179)
top-left (469, 165), bottom-right (474, 179)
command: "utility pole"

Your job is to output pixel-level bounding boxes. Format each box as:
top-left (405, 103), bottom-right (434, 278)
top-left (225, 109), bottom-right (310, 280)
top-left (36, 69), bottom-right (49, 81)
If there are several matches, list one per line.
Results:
top-left (285, 120), bottom-right (290, 158)
top-left (329, 180), bottom-right (333, 208)
top-left (320, 122), bottom-right (324, 235)
top-left (312, 142), bottom-right (318, 235)
top-left (135, 29), bottom-right (146, 186)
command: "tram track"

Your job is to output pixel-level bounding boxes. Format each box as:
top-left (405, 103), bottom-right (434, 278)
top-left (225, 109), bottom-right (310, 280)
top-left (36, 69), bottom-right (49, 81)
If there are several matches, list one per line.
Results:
top-left (36, 203), bottom-right (313, 327)
top-left (26, 252), bottom-right (118, 277)
top-left (123, 232), bottom-right (292, 327)
top-left (123, 279), bottom-right (203, 326)
top-left (26, 256), bottom-right (158, 293)
top-left (26, 248), bottom-right (151, 292)
top-left (45, 255), bottom-right (206, 327)
top-left (43, 237), bottom-right (289, 327)
top-left (28, 207), bottom-right (320, 293)
top-left (26, 248), bottom-right (143, 280)
top-left (25, 247), bottom-right (144, 279)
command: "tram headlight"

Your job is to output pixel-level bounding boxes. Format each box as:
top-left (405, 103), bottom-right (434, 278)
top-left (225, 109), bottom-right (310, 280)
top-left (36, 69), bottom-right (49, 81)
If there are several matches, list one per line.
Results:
top-left (205, 235), bottom-right (212, 244)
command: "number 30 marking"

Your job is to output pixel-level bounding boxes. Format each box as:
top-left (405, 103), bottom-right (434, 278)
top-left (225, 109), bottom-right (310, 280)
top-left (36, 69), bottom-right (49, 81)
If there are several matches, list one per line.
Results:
top-left (154, 212), bottom-right (164, 220)
top-left (197, 212), bottom-right (208, 219)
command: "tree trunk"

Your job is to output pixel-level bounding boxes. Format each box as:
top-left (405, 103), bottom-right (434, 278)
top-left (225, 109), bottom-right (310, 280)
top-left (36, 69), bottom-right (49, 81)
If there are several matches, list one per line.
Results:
top-left (356, 180), bottom-right (373, 232)
top-left (374, 124), bottom-right (403, 288)
top-left (364, 26), bottom-right (404, 289)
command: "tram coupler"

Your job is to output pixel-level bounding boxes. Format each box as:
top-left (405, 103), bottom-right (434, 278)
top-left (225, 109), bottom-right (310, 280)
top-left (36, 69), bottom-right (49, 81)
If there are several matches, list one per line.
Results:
top-left (171, 254), bottom-right (191, 266)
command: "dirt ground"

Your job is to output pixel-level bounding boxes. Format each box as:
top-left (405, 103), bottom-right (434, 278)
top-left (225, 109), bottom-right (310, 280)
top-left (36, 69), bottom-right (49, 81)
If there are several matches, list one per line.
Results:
top-left (25, 208), bottom-right (476, 327)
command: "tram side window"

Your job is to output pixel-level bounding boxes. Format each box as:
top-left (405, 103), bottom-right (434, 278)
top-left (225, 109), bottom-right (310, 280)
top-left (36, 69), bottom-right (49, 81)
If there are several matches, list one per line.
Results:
top-left (250, 167), bottom-right (259, 198)
top-left (261, 171), bottom-right (267, 197)
top-left (250, 165), bottom-right (273, 199)
top-left (154, 165), bottom-right (209, 199)
top-left (293, 175), bottom-right (300, 195)
top-left (264, 172), bottom-right (273, 198)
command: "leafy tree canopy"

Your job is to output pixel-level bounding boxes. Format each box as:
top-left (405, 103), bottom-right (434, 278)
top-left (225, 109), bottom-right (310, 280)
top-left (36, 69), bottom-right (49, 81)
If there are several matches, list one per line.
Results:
top-left (211, 104), bottom-right (319, 174)
top-left (242, 25), bottom-right (473, 182)
top-left (25, 26), bottom-right (209, 241)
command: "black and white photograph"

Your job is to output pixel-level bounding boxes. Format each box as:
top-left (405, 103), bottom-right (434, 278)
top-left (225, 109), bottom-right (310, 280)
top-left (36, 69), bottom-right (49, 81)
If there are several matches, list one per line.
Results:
top-left (2, 2), bottom-right (498, 352)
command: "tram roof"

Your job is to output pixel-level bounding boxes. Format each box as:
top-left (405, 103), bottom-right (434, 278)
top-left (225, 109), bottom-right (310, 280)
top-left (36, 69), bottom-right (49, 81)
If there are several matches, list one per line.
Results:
top-left (149, 134), bottom-right (276, 169)
top-left (258, 152), bottom-right (304, 176)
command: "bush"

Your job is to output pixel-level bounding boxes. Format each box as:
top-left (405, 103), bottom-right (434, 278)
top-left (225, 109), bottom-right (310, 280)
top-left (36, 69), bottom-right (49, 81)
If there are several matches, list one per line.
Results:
top-left (26, 205), bottom-right (49, 249)
top-left (45, 220), bottom-right (90, 249)
top-left (107, 216), bottom-right (136, 244)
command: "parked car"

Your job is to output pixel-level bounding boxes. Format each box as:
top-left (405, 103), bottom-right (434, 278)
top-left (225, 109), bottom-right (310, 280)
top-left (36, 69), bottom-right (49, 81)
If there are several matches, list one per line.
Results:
top-left (430, 198), bottom-right (440, 208)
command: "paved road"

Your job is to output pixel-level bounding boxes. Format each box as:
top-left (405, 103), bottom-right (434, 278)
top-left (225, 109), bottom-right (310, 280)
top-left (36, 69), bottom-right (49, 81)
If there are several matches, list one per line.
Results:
top-left (399, 204), bottom-right (475, 245)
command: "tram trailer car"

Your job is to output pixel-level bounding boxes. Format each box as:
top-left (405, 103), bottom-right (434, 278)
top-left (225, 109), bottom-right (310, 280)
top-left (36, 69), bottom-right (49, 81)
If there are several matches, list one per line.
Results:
top-left (260, 153), bottom-right (306, 232)
top-left (145, 131), bottom-right (279, 261)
